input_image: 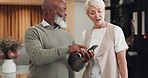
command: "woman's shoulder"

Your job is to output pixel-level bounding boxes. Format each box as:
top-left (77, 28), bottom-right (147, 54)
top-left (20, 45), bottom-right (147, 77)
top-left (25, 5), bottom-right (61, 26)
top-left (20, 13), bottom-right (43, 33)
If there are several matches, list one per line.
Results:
top-left (107, 23), bottom-right (122, 31)
top-left (82, 28), bottom-right (93, 35)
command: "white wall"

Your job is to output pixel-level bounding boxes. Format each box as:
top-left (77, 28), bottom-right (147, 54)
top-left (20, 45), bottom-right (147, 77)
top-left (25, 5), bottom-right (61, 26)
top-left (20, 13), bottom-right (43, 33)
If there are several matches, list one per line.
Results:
top-left (74, 1), bottom-right (111, 78)
top-left (75, 1), bottom-right (92, 44)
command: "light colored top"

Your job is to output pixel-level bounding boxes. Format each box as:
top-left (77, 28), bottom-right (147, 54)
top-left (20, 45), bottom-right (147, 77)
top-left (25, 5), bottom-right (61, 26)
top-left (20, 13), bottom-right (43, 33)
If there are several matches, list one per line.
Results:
top-left (82, 25), bottom-right (128, 78)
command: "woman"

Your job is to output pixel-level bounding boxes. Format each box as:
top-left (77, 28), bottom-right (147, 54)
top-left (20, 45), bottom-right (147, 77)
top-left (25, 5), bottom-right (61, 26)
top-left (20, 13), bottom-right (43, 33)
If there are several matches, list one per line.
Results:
top-left (80, 0), bottom-right (128, 78)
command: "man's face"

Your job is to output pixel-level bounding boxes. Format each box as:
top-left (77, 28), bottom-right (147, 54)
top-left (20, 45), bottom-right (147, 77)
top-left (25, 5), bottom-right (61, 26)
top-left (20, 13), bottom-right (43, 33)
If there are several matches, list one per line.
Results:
top-left (54, 2), bottom-right (67, 28)
top-left (54, 15), bottom-right (67, 28)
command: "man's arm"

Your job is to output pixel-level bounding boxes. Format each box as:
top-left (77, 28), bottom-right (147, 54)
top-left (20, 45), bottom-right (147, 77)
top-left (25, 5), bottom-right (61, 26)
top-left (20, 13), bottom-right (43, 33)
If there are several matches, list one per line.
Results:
top-left (68, 49), bottom-right (94, 72)
top-left (25, 28), bottom-right (70, 65)
top-left (68, 53), bottom-right (88, 72)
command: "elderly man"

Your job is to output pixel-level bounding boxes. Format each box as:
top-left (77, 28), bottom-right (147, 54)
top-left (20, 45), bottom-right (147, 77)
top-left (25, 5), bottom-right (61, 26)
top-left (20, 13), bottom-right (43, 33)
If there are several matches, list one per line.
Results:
top-left (25, 0), bottom-right (94, 78)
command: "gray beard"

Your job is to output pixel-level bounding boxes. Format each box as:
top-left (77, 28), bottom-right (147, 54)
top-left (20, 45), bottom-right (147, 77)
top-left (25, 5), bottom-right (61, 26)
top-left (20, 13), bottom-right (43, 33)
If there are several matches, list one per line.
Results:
top-left (54, 16), bottom-right (67, 29)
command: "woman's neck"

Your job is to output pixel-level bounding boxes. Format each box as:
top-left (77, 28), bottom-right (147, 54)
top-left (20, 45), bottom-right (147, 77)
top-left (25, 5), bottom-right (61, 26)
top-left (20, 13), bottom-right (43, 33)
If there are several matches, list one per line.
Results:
top-left (93, 22), bottom-right (107, 29)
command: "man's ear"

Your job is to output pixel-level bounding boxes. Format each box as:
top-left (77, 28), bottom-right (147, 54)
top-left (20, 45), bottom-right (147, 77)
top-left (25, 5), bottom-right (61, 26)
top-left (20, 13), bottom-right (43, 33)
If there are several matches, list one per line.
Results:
top-left (47, 9), bottom-right (54, 14)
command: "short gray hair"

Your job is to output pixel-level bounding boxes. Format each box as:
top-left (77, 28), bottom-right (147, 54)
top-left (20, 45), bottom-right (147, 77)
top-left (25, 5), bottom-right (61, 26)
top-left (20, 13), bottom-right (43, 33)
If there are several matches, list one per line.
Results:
top-left (84, 0), bottom-right (105, 13)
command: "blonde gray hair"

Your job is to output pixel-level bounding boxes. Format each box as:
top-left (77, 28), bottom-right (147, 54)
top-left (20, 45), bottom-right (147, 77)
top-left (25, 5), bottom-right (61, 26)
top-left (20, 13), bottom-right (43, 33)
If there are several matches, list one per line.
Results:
top-left (84, 0), bottom-right (105, 13)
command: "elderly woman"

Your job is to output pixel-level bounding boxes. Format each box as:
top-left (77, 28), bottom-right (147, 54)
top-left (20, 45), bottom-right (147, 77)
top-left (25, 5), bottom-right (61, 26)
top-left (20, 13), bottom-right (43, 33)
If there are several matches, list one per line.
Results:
top-left (68, 0), bottom-right (128, 78)
top-left (82, 0), bottom-right (129, 78)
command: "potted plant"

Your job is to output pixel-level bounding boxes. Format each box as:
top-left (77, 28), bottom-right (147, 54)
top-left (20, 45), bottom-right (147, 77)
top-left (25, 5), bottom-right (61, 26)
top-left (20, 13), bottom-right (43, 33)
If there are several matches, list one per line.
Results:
top-left (0, 38), bottom-right (21, 73)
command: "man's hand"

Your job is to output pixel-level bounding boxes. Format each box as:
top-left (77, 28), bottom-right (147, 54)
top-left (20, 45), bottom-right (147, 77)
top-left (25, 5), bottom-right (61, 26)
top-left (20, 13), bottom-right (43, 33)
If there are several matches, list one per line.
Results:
top-left (68, 44), bottom-right (94, 62)
top-left (68, 44), bottom-right (87, 53)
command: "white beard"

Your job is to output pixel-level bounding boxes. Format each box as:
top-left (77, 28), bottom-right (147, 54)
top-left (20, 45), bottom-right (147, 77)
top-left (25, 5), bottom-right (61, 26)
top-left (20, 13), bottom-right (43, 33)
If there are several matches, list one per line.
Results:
top-left (54, 16), bottom-right (67, 29)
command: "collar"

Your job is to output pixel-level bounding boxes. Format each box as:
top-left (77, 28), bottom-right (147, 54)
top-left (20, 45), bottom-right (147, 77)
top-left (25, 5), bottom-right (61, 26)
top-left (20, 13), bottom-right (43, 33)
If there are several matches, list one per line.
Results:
top-left (41, 19), bottom-right (60, 29)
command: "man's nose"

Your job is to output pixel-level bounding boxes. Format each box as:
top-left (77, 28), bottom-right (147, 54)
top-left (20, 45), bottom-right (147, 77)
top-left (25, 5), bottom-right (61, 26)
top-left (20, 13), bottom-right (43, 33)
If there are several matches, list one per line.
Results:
top-left (64, 12), bottom-right (67, 17)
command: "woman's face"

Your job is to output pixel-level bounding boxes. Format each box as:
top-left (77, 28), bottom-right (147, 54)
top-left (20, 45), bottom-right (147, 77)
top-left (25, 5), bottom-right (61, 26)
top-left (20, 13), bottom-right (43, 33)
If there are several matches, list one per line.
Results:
top-left (87, 5), bottom-right (105, 25)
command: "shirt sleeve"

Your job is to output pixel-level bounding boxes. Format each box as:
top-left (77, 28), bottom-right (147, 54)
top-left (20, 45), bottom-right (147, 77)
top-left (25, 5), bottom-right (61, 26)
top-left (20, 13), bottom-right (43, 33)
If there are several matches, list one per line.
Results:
top-left (114, 26), bottom-right (129, 52)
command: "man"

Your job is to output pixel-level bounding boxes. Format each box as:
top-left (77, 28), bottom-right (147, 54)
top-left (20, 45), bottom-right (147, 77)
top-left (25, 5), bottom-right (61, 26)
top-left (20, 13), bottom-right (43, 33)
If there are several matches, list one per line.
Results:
top-left (25, 0), bottom-right (94, 78)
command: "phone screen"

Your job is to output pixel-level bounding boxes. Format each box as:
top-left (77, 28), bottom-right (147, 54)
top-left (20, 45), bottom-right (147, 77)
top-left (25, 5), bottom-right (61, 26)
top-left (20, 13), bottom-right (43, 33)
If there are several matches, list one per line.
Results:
top-left (88, 45), bottom-right (98, 51)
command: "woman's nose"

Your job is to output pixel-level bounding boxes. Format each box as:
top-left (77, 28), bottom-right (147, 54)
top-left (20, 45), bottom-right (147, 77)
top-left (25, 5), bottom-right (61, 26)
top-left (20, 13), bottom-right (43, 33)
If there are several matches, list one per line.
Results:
top-left (95, 13), bottom-right (100, 18)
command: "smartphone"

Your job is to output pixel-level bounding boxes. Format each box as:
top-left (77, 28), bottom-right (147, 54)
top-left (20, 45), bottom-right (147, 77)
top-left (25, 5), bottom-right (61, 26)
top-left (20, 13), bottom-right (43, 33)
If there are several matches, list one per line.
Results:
top-left (77, 45), bottom-right (98, 58)
top-left (88, 45), bottom-right (98, 51)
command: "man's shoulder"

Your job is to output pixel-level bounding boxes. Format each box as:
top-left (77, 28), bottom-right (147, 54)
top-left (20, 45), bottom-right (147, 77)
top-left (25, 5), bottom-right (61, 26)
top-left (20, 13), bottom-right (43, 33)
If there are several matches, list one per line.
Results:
top-left (30, 23), bottom-right (42, 28)
top-left (27, 23), bottom-right (43, 30)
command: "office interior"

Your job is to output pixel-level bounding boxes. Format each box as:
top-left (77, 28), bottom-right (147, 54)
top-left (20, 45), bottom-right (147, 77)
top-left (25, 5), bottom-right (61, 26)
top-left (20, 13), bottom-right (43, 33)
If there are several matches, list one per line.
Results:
top-left (0, 0), bottom-right (148, 78)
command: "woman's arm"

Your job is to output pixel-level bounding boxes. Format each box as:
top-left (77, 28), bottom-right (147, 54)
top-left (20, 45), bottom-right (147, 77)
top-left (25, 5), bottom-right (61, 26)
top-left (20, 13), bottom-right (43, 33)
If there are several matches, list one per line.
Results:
top-left (116, 49), bottom-right (128, 78)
